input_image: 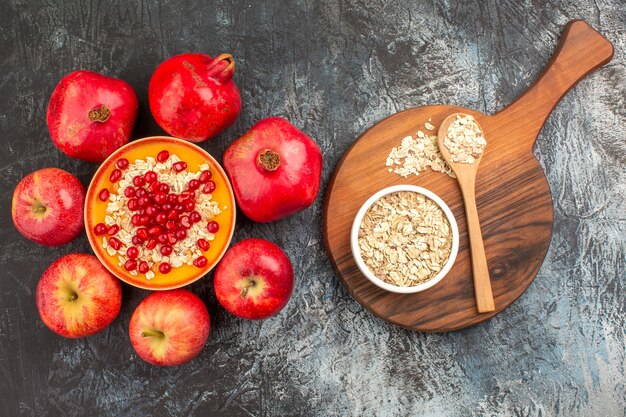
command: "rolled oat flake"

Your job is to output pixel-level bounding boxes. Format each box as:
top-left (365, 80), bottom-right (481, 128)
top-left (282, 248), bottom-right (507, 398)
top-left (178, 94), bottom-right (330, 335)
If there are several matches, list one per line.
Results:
top-left (443, 114), bottom-right (486, 164)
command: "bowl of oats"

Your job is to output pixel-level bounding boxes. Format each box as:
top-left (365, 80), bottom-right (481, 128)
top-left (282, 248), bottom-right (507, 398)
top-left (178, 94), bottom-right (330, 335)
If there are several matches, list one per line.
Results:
top-left (351, 185), bottom-right (459, 294)
top-left (85, 136), bottom-right (236, 290)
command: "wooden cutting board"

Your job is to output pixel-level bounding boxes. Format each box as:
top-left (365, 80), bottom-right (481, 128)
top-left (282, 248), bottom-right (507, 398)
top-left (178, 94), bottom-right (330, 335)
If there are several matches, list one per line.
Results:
top-left (323, 20), bottom-right (613, 332)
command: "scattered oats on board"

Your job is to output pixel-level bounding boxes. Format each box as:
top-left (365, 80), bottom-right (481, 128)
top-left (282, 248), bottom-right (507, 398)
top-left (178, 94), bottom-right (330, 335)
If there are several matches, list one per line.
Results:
top-left (443, 114), bottom-right (486, 164)
top-left (358, 191), bottom-right (453, 287)
top-left (385, 120), bottom-right (455, 178)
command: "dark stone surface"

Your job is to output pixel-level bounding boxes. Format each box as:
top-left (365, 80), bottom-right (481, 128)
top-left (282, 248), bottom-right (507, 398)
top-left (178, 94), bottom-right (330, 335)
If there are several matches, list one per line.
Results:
top-left (0, 1), bottom-right (624, 416)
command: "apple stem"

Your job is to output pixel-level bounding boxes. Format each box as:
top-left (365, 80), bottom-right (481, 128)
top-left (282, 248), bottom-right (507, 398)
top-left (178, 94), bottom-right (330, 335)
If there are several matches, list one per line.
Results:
top-left (32, 204), bottom-right (46, 214)
top-left (141, 330), bottom-right (165, 338)
top-left (68, 292), bottom-right (78, 302)
top-left (240, 280), bottom-right (256, 298)
top-left (257, 149), bottom-right (280, 172)
top-left (88, 104), bottom-right (111, 123)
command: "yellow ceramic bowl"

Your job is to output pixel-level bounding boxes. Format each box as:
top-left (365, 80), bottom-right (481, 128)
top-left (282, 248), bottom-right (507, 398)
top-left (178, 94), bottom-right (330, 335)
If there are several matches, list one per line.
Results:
top-left (85, 136), bottom-right (236, 290)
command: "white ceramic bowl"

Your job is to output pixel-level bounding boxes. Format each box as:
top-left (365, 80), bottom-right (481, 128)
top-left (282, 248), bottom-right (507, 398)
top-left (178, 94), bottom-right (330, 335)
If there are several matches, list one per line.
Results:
top-left (350, 185), bottom-right (459, 294)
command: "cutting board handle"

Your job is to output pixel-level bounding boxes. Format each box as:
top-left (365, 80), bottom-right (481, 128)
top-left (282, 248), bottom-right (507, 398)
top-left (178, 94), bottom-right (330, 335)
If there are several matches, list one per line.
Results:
top-left (494, 20), bottom-right (613, 133)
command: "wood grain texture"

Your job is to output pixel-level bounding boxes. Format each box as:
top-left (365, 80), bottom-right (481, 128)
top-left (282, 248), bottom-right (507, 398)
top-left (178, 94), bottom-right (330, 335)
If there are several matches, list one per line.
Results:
top-left (323, 20), bottom-right (614, 331)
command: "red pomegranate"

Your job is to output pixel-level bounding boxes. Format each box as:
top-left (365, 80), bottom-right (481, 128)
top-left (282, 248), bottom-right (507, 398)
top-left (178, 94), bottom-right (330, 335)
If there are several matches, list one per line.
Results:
top-left (148, 53), bottom-right (241, 142)
top-left (47, 70), bottom-right (138, 162)
top-left (223, 117), bottom-right (322, 223)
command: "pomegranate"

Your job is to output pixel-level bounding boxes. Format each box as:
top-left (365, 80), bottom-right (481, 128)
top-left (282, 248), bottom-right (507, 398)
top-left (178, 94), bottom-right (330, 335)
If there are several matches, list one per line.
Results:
top-left (47, 70), bottom-right (138, 162)
top-left (148, 53), bottom-right (241, 142)
top-left (223, 117), bottom-right (322, 223)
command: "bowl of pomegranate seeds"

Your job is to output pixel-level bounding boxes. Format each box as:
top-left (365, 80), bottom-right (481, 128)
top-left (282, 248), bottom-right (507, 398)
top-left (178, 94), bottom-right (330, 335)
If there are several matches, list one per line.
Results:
top-left (85, 136), bottom-right (236, 290)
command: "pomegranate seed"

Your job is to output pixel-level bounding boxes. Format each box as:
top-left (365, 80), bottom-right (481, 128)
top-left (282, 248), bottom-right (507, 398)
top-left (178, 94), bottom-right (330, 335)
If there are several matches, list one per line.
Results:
top-left (146, 237), bottom-right (159, 249)
top-left (132, 235), bottom-right (143, 245)
top-left (160, 245), bottom-right (173, 256)
top-left (159, 263), bottom-right (172, 274)
top-left (167, 233), bottom-right (177, 245)
top-left (197, 239), bottom-right (210, 251)
top-left (138, 261), bottom-right (150, 274)
top-left (175, 229), bottom-right (187, 240)
top-left (161, 203), bottom-right (172, 212)
top-left (156, 212), bottom-right (167, 225)
top-left (127, 246), bottom-right (139, 259)
top-left (146, 238), bottom-right (158, 250)
top-left (153, 192), bottom-right (167, 205)
top-left (207, 221), bottom-right (219, 233)
top-left (157, 150), bottom-right (170, 163)
top-left (108, 237), bottom-right (122, 250)
top-left (116, 158), bottom-right (129, 170)
top-left (193, 256), bottom-right (208, 268)
top-left (98, 188), bottom-right (110, 201)
top-left (179, 216), bottom-right (191, 229)
top-left (189, 211), bottom-right (201, 223)
top-left (137, 197), bottom-right (150, 208)
top-left (135, 187), bottom-right (147, 198)
top-left (184, 200), bottom-right (195, 212)
top-left (183, 190), bottom-right (196, 199)
top-left (167, 194), bottom-right (177, 203)
top-left (199, 170), bottom-right (212, 183)
top-left (145, 205), bottom-right (158, 216)
top-left (177, 194), bottom-right (187, 204)
top-left (159, 183), bottom-right (170, 193)
top-left (173, 161), bottom-right (187, 172)
top-left (107, 224), bottom-right (120, 236)
top-left (127, 198), bottom-right (139, 211)
top-left (187, 179), bottom-right (200, 191)
top-left (124, 187), bottom-right (136, 198)
top-left (130, 214), bottom-right (140, 226)
top-left (157, 234), bottom-right (168, 244)
top-left (167, 209), bottom-right (179, 220)
top-left (133, 175), bottom-right (145, 187)
top-left (166, 220), bottom-right (177, 231)
top-left (110, 169), bottom-right (122, 183)
top-left (94, 223), bottom-right (107, 235)
top-left (139, 215), bottom-right (150, 226)
top-left (148, 226), bottom-right (162, 236)
top-left (173, 204), bottom-right (183, 212)
top-left (136, 228), bottom-right (149, 241)
top-left (144, 171), bottom-right (158, 183)
top-left (150, 181), bottom-right (162, 193)
top-left (124, 259), bottom-right (137, 271)
top-left (202, 181), bottom-right (216, 194)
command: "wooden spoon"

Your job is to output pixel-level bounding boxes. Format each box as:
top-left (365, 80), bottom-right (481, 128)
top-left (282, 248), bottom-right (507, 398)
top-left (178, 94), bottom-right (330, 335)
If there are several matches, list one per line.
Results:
top-left (438, 114), bottom-right (495, 313)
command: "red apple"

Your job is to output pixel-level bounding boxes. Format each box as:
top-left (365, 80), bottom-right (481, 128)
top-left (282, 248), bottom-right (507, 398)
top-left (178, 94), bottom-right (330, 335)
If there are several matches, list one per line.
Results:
top-left (214, 238), bottom-right (294, 320)
top-left (47, 70), bottom-right (138, 162)
top-left (36, 254), bottom-right (122, 338)
top-left (12, 168), bottom-right (85, 246)
top-left (129, 289), bottom-right (210, 366)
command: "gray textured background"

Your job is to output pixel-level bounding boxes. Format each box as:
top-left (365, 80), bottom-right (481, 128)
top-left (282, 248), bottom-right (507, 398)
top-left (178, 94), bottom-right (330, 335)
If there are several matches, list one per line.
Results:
top-left (1, 1), bottom-right (624, 416)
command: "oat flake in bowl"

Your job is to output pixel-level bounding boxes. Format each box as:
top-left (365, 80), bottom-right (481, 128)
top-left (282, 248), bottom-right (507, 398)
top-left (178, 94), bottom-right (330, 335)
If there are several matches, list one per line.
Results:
top-left (351, 185), bottom-right (459, 294)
